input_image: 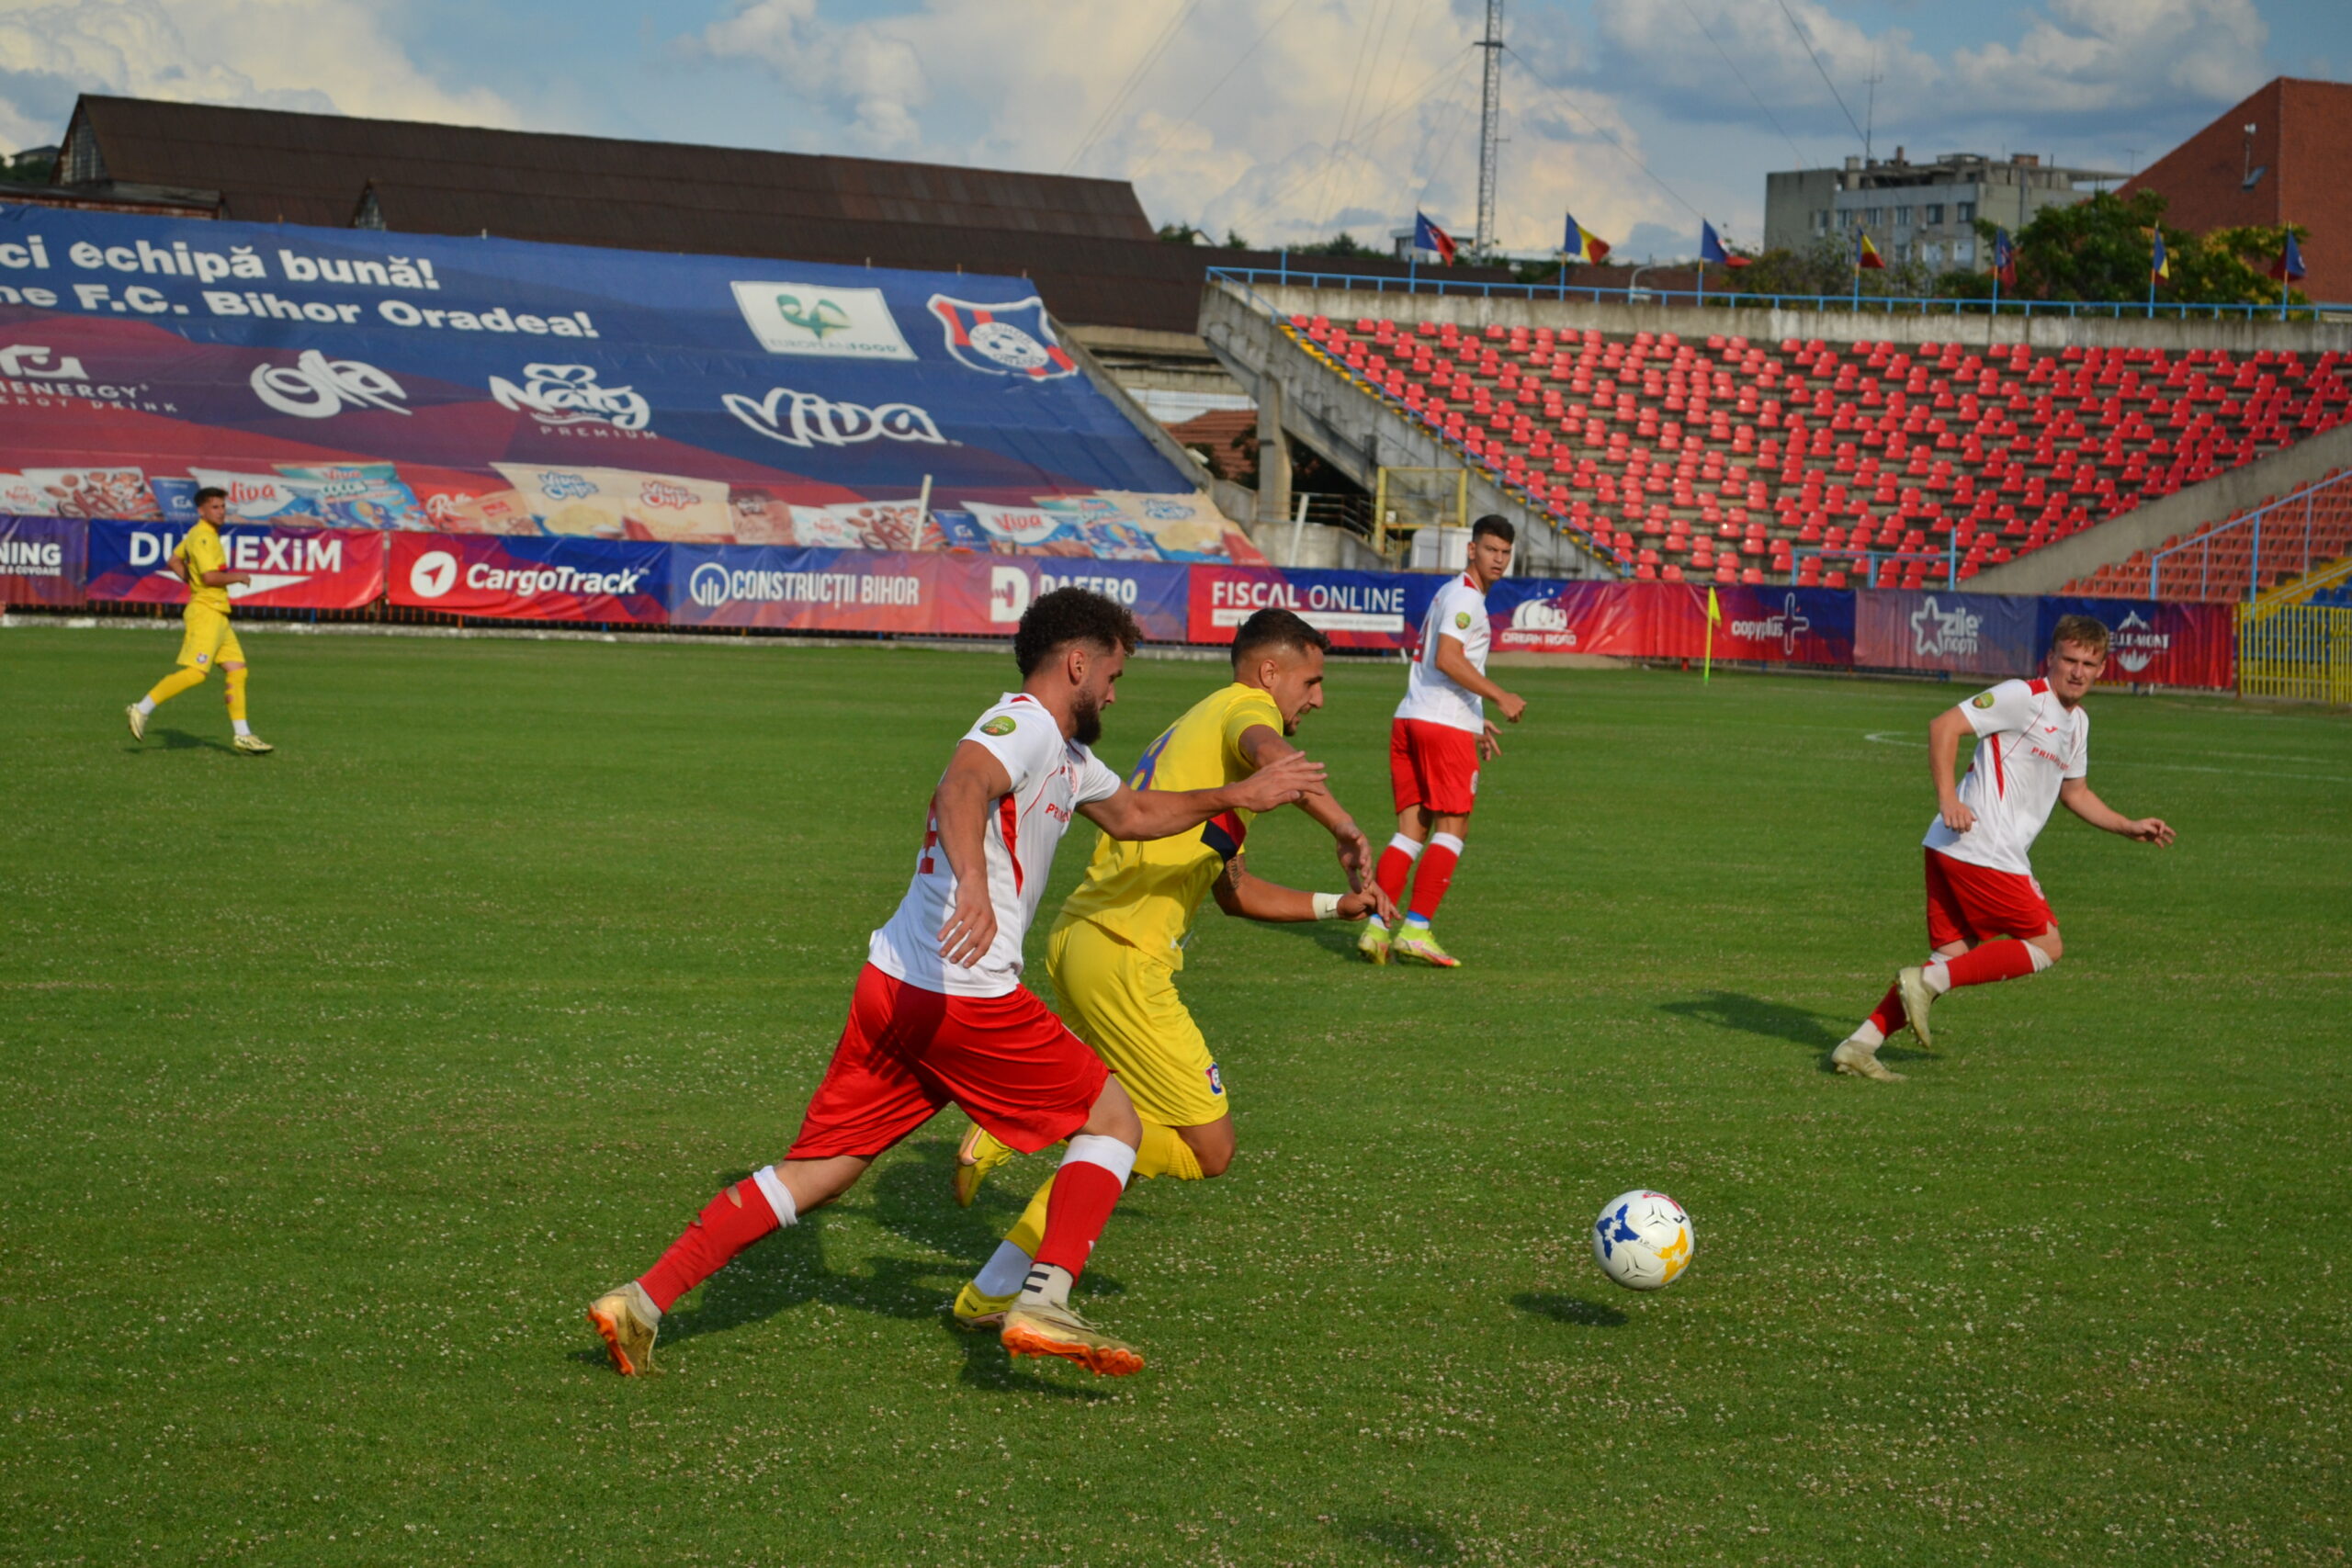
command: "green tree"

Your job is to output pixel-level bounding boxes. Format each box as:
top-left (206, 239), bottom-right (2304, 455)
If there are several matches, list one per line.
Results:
top-left (1715, 233), bottom-right (1932, 301)
top-left (1157, 222), bottom-right (1203, 245)
top-left (1293, 231), bottom-right (1372, 257)
top-left (1955, 189), bottom-right (2308, 310)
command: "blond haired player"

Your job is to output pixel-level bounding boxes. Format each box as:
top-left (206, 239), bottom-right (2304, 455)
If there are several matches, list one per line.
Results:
top-left (124, 487), bottom-right (273, 754)
top-left (948, 607), bottom-right (1391, 1328)
top-left (1832, 615), bottom-right (2175, 1082)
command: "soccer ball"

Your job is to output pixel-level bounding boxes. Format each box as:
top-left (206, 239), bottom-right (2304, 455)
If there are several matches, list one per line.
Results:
top-left (1590, 1190), bottom-right (1694, 1292)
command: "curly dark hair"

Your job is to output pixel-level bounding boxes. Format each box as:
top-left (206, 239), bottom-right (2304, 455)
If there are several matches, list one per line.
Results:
top-left (1013, 586), bottom-right (1142, 676)
top-left (1229, 606), bottom-right (1329, 669)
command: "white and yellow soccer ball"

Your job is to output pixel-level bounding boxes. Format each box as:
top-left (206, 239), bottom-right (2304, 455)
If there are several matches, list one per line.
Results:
top-left (1590, 1190), bottom-right (1694, 1292)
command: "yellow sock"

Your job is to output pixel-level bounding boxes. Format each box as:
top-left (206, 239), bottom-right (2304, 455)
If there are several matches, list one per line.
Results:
top-left (144, 666), bottom-right (208, 707)
top-left (1136, 1120), bottom-right (1203, 1181)
top-left (1005, 1175), bottom-right (1055, 1259)
top-left (223, 665), bottom-right (248, 723)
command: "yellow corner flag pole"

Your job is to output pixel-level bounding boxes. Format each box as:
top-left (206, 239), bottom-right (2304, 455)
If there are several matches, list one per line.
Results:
top-left (1703, 586), bottom-right (1721, 682)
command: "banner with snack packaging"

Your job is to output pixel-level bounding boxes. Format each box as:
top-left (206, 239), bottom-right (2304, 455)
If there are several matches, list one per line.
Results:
top-left (0, 514), bottom-right (85, 604)
top-left (84, 518), bottom-right (385, 609)
top-left (387, 531), bottom-right (668, 623)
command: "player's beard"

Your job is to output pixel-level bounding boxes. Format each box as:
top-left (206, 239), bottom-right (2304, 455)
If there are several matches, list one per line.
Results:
top-left (1071, 691), bottom-right (1104, 748)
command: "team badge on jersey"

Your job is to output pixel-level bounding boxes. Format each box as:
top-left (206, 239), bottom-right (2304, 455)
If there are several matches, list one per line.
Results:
top-left (1205, 1063), bottom-right (1224, 1096)
top-left (980, 715), bottom-right (1017, 736)
top-left (1972, 691), bottom-right (1997, 708)
top-left (927, 294), bottom-right (1079, 379)
top-left (1454, 611), bottom-right (1472, 629)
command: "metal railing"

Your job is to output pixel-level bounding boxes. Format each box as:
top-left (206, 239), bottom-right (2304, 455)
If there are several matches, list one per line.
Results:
top-left (2237, 603), bottom-right (2352, 703)
top-left (2145, 468), bottom-right (2352, 602)
top-left (1209, 265), bottom-right (2347, 324)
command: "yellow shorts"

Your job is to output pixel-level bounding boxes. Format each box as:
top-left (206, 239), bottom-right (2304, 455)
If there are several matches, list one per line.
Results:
top-left (175, 607), bottom-right (244, 671)
top-left (1046, 916), bottom-right (1227, 1129)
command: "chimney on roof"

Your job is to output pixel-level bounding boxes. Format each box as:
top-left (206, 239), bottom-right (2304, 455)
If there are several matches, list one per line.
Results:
top-left (1894, 145), bottom-right (1905, 164)
top-left (1844, 155), bottom-right (1861, 172)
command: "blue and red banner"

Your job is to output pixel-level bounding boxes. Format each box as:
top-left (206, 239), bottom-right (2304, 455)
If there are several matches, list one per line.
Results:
top-left (85, 518), bottom-right (384, 609)
top-left (388, 531), bottom-right (667, 623)
top-left (2038, 596), bottom-right (2233, 689)
top-left (1185, 565), bottom-right (1423, 649)
top-left (663, 547), bottom-right (1192, 640)
top-left (0, 513), bottom-right (84, 604)
top-left (1854, 589), bottom-right (2044, 677)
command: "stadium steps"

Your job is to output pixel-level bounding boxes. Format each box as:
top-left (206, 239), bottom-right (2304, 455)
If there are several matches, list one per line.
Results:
top-left (2058, 468), bottom-right (2352, 604)
top-left (1211, 280), bottom-right (2352, 593)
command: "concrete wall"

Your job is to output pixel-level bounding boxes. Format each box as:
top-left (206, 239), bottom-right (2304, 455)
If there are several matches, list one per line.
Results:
top-left (1199, 283), bottom-right (1611, 578)
top-left (1231, 281), bottom-right (2352, 355)
top-left (1967, 418), bottom-right (2352, 593)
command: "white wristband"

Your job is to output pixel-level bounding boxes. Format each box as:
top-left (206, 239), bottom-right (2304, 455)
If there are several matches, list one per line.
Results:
top-left (1312, 892), bottom-right (1343, 920)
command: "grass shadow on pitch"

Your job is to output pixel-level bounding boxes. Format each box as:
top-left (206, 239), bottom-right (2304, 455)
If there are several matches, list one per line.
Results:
top-left (1328, 1506), bottom-right (1465, 1563)
top-left (1510, 1292), bottom-right (1627, 1328)
top-left (1264, 919), bottom-right (1381, 958)
top-left (1657, 990), bottom-right (1848, 1056)
top-left (130, 727), bottom-right (238, 755)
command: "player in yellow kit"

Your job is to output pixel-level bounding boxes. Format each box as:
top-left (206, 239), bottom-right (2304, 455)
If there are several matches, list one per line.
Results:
top-left (948, 607), bottom-right (1392, 1326)
top-left (125, 487), bottom-right (274, 754)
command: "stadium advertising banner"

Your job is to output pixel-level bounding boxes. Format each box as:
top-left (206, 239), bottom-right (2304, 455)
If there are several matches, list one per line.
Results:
top-left (2038, 597), bottom-right (2234, 689)
top-left (0, 513), bottom-right (84, 604)
top-left (389, 532), bottom-right (668, 624)
top-left (85, 518), bottom-right (385, 608)
top-left (1185, 565), bottom-right (1428, 649)
top-left (666, 547), bottom-right (1191, 642)
top-left (0, 206), bottom-right (1257, 560)
top-left (1484, 581), bottom-right (1855, 662)
top-left (1853, 589), bottom-right (2043, 677)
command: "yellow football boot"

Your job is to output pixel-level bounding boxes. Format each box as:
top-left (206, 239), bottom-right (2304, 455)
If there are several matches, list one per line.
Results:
top-left (952, 1281), bottom-right (1018, 1331)
top-left (585, 1281), bottom-right (660, 1376)
top-left (1356, 922), bottom-right (1392, 964)
top-left (1389, 924), bottom-right (1460, 968)
top-left (232, 734), bottom-right (275, 755)
top-left (953, 1122), bottom-right (1015, 1207)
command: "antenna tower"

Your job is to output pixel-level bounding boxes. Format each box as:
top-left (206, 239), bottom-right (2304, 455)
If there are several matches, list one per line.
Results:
top-left (1475, 0), bottom-right (1504, 255)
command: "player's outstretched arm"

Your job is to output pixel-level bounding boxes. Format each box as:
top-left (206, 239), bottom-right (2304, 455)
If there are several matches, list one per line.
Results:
top-left (1080, 750), bottom-right (1324, 841)
top-left (2059, 777), bottom-right (2175, 845)
top-left (1238, 724), bottom-right (1374, 891)
top-left (1434, 636), bottom-right (1525, 721)
top-left (1928, 705), bottom-right (1977, 832)
top-left (933, 740), bottom-right (1014, 965)
top-left (1209, 858), bottom-right (1389, 924)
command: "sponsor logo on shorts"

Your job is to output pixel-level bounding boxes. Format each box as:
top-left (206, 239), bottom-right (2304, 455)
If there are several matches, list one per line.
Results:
top-left (1205, 1063), bottom-right (1224, 1096)
top-left (980, 715), bottom-right (1017, 736)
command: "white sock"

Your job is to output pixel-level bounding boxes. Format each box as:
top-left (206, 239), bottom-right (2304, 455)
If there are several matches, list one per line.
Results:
top-left (232, 719), bottom-right (252, 738)
top-left (2028, 945), bottom-right (2054, 974)
top-left (134, 696), bottom-right (156, 716)
top-left (750, 1165), bottom-right (799, 1228)
top-left (1020, 1262), bottom-right (1076, 1308)
top-left (1061, 1133), bottom-right (1138, 1188)
top-left (1848, 1021), bottom-right (1885, 1049)
top-left (1387, 831), bottom-right (1425, 861)
top-left (974, 1240), bottom-right (1033, 1299)
top-left (1923, 961), bottom-right (1954, 995)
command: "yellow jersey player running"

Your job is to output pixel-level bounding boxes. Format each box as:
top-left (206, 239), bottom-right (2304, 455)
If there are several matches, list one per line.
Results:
top-left (949, 607), bottom-right (1393, 1328)
top-left (124, 487), bottom-right (273, 754)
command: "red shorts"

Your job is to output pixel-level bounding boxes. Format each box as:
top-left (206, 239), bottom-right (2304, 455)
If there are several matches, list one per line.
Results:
top-left (1389, 718), bottom-right (1481, 817)
top-left (1923, 849), bottom-right (2055, 948)
top-left (786, 964), bottom-right (1108, 1161)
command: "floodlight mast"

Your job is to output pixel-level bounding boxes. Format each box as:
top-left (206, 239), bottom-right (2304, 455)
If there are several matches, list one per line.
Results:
top-left (1475, 0), bottom-right (1503, 257)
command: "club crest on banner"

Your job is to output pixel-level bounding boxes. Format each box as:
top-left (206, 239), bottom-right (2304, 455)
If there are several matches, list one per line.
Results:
top-left (927, 295), bottom-right (1077, 379)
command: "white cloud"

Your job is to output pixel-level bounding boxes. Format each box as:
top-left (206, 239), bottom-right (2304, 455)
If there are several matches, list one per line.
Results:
top-left (690, 0), bottom-right (1689, 255)
top-left (0, 0), bottom-right (516, 153)
top-left (1949, 0), bottom-right (2267, 113)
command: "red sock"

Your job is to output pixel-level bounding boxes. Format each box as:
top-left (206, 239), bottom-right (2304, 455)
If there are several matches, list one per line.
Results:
top-left (1935, 940), bottom-right (2039, 990)
top-left (1866, 981), bottom-right (1905, 1037)
top-left (1032, 1159), bottom-right (1125, 1280)
top-left (637, 1178), bottom-right (783, 1312)
top-left (1374, 841), bottom-right (1416, 910)
top-left (1407, 835), bottom-right (1462, 922)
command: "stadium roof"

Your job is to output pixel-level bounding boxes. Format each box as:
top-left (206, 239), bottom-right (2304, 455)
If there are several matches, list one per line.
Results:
top-left (46, 95), bottom-right (1517, 333)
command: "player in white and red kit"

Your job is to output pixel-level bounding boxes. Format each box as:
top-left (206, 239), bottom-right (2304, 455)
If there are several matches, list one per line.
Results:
top-left (1361, 514), bottom-right (1527, 968)
top-left (587, 589), bottom-right (1322, 1374)
top-left (1832, 615), bottom-right (2175, 1082)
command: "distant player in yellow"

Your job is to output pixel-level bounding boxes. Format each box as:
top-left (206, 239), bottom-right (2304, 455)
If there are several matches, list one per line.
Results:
top-left (949, 607), bottom-right (1392, 1326)
top-left (125, 487), bottom-right (273, 754)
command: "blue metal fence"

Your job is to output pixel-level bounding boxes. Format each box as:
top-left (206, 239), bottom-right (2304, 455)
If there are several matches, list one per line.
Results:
top-left (2144, 468), bottom-right (2352, 601)
top-left (1209, 265), bottom-right (2346, 324)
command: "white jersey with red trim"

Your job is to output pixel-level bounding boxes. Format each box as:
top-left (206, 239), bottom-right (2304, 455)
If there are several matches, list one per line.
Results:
top-left (868, 693), bottom-right (1124, 998)
top-left (1922, 677), bottom-right (2089, 876)
top-left (1395, 573), bottom-right (1492, 735)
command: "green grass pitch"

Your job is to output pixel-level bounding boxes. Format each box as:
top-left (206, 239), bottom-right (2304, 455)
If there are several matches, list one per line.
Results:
top-left (2, 624), bottom-right (2346, 1566)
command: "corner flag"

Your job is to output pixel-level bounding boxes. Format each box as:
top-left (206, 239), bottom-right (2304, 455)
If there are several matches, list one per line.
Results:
top-left (1702, 585), bottom-right (1722, 682)
top-left (1413, 211), bottom-right (1458, 265)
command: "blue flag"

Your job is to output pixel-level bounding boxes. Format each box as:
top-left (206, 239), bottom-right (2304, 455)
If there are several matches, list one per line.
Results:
top-left (1412, 211), bottom-right (1457, 265)
top-left (1700, 220), bottom-right (1728, 265)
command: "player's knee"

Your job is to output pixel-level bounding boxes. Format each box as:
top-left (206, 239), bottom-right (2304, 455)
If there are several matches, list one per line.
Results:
top-left (2030, 930), bottom-right (2063, 964)
top-left (1180, 1118), bottom-right (1236, 1178)
top-left (1082, 1078), bottom-right (1142, 1145)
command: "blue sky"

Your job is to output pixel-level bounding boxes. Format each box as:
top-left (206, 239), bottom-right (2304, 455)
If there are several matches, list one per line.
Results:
top-left (2, 0), bottom-right (2346, 259)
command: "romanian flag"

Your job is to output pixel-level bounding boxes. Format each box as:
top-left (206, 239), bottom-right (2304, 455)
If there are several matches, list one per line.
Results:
top-left (1992, 228), bottom-right (2017, 287)
top-left (1562, 211), bottom-right (1611, 264)
top-left (1855, 231), bottom-right (1886, 270)
top-left (2151, 230), bottom-right (2170, 285)
top-left (1413, 211), bottom-right (1457, 265)
top-left (2272, 231), bottom-right (2306, 282)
